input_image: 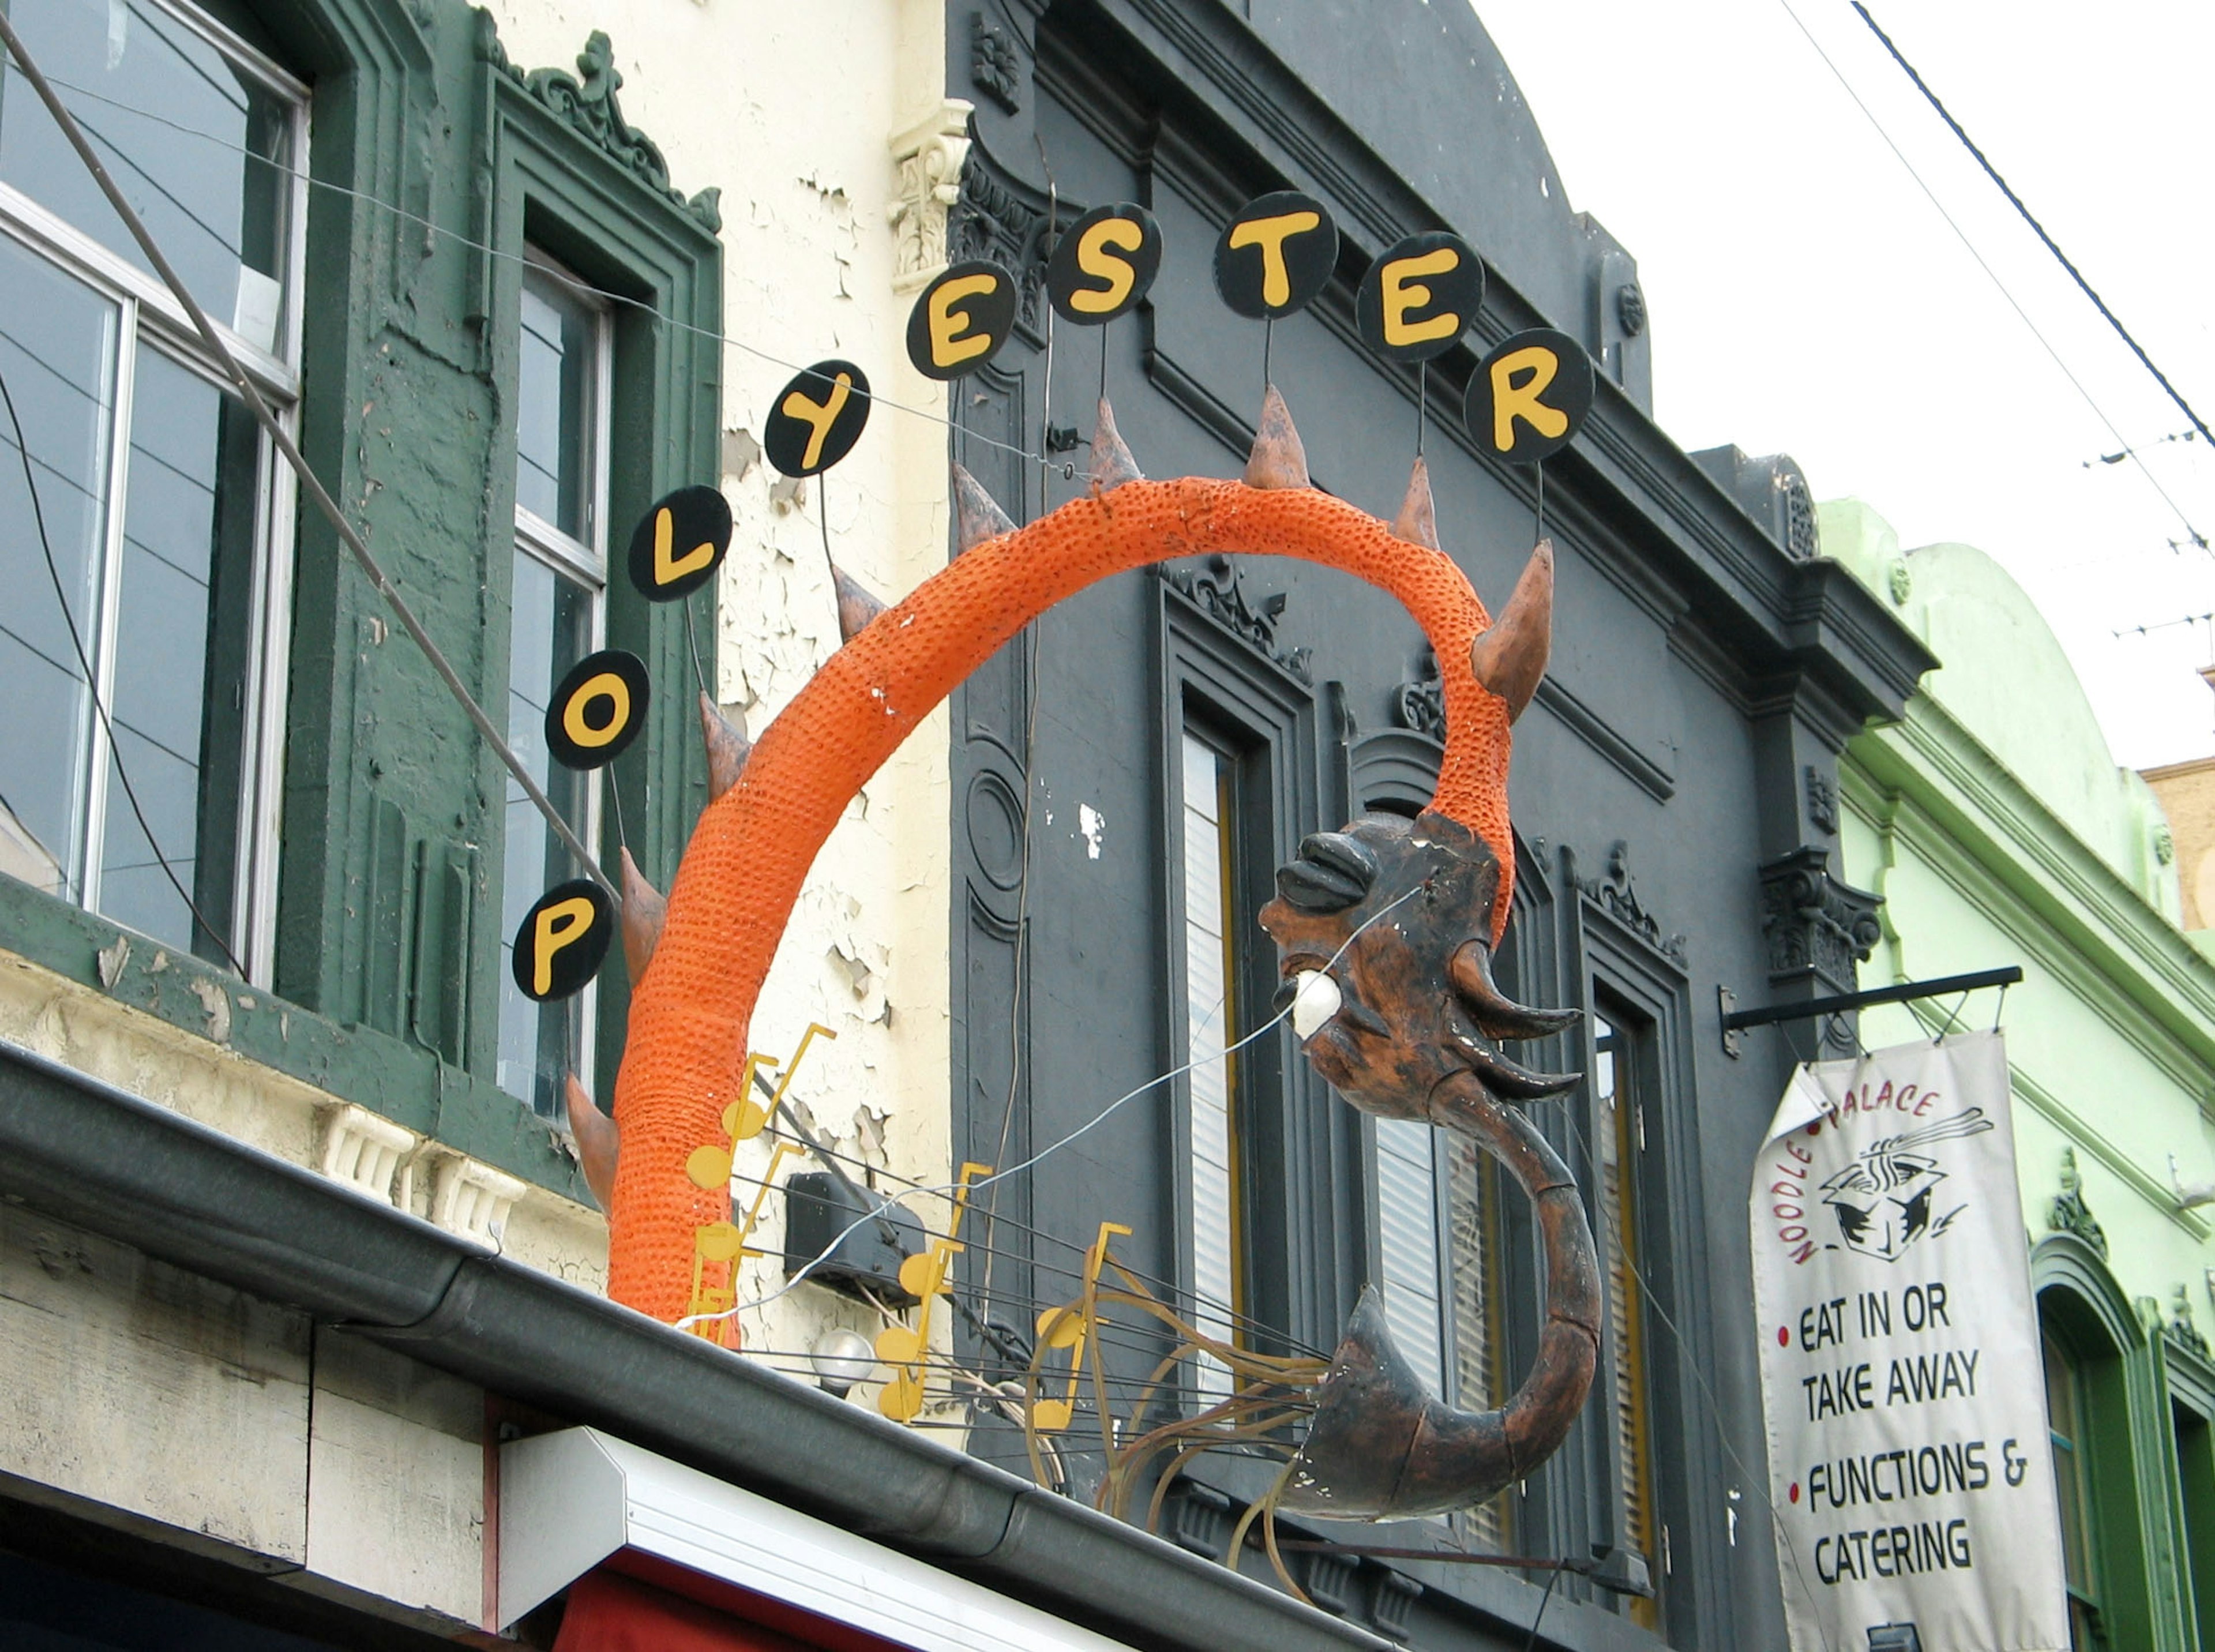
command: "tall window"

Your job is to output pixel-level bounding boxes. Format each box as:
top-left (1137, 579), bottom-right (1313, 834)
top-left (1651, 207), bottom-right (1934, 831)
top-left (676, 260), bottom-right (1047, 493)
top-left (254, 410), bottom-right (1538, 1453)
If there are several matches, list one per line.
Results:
top-left (2045, 1321), bottom-right (2102, 1649)
top-left (496, 253), bottom-right (609, 1117)
top-left (1595, 1008), bottom-right (1661, 1629)
top-left (0, 0), bottom-right (304, 977)
top-left (1180, 729), bottom-right (1242, 1396)
top-left (2173, 1397), bottom-right (2215, 1652)
top-left (1448, 1135), bottom-right (1513, 1549)
top-left (1376, 1116), bottom-right (1447, 1400)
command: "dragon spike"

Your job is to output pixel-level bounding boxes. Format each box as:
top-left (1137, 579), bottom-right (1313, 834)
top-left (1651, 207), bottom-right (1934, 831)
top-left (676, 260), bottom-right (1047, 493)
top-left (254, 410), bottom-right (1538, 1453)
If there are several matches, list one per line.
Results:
top-left (699, 691), bottom-right (751, 802)
top-left (830, 563), bottom-right (888, 644)
top-left (1090, 397), bottom-right (1143, 491)
top-left (1245, 384), bottom-right (1310, 490)
top-left (1467, 539), bottom-right (1554, 724)
top-left (1391, 455), bottom-right (1439, 550)
top-left (565, 1073), bottom-right (620, 1214)
top-left (618, 847), bottom-right (667, 983)
top-left (952, 463), bottom-right (1016, 551)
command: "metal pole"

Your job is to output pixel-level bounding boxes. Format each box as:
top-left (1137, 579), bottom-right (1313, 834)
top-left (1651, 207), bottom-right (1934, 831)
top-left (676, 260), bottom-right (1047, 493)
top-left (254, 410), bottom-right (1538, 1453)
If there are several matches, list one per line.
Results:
top-left (0, 10), bottom-right (616, 902)
top-left (1722, 966), bottom-right (2022, 1034)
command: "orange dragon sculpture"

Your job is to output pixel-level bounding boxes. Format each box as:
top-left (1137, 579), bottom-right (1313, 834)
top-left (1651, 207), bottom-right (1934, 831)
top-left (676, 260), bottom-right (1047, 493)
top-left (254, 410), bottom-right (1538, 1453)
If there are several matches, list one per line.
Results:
top-left (567, 388), bottom-right (1599, 1519)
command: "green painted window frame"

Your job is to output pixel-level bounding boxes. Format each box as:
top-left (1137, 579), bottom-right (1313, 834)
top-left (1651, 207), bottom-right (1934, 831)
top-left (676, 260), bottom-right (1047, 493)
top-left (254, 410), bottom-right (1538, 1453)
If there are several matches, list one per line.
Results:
top-left (2162, 1336), bottom-right (2215, 1651)
top-left (0, 1), bottom-right (718, 1206)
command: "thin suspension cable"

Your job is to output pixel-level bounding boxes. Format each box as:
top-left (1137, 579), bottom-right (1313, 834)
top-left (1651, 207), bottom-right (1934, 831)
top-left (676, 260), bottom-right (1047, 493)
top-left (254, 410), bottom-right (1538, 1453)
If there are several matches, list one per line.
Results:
top-left (0, 13), bottom-right (618, 900)
top-left (1852, 2), bottom-right (2215, 455)
top-left (1773, 0), bottom-right (2209, 554)
top-left (6, 52), bottom-right (1057, 475)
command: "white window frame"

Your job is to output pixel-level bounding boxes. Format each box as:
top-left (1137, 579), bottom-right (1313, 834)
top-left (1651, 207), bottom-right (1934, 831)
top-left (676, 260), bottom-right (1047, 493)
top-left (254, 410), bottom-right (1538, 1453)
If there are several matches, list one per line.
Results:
top-left (0, 0), bottom-right (309, 983)
top-left (500, 247), bottom-right (611, 1115)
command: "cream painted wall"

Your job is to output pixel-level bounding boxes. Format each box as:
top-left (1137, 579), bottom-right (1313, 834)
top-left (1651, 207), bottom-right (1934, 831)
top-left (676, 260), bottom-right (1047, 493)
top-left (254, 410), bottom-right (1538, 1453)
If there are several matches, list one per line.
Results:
top-left (477, 0), bottom-right (959, 1386)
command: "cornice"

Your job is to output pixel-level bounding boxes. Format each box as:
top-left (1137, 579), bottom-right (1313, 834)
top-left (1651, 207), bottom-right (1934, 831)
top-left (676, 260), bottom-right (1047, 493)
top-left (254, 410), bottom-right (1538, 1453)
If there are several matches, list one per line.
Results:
top-left (2012, 1067), bottom-right (2211, 1245)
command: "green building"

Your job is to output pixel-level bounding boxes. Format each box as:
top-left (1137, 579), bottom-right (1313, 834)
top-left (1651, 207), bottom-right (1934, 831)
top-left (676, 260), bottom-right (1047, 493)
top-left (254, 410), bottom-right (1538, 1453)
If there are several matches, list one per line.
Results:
top-left (1827, 498), bottom-right (2215, 1650)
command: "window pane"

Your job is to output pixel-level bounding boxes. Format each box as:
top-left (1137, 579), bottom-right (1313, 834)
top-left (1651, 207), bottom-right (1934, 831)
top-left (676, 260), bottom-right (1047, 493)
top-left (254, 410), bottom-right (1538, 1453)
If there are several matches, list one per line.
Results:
top-left (0, 233), bottom-right (117, 900)
top-left (1181, 731), bottom-right (1239, 1397)
top-left (97, 343), bottom-right (256, 958)
top-left (516, 265), bottom-right (596, 540)
top-left (1376, 1114), bottom-right (1447, 1400)
top-left (0, 0), bottom-right (294, 348)
top-left (498, 547), bottom-right (595, 1117)
top-left (1597, 1012), bottom-right (1661, 1628)
top-left (1450, 1137), bottom-right (1512, 1550)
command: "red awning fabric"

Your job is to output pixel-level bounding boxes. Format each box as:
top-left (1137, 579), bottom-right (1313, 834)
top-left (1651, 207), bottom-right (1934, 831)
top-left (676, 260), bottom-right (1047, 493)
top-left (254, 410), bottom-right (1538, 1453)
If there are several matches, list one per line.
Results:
top-left (554, 1570), bottom-right (819, 1652)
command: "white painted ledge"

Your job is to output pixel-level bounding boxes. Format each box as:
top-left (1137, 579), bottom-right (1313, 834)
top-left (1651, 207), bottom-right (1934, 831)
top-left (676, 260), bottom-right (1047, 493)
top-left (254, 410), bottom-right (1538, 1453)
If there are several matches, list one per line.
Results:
top-left (498, 1427), bottom-right (1135, 1652)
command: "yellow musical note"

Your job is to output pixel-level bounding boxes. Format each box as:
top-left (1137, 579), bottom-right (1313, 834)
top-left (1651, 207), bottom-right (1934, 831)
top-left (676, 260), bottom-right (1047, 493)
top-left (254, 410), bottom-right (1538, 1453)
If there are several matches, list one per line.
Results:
top-left (1031, 1221), bottom-right (1131, 1432)
top-left (874, 1162), bottom-right (992, 1423)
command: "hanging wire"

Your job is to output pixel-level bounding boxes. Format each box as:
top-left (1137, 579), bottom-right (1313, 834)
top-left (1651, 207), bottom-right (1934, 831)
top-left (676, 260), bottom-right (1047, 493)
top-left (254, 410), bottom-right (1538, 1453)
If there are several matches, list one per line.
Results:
top-left (681, 599), bottom-right (711, 698)
top-left (0, 359), bottom-right (248, 977)
top-left (678, 884), bottom-right (1424, 1332)
top-left (2, 47), bottom-right (1061, 476)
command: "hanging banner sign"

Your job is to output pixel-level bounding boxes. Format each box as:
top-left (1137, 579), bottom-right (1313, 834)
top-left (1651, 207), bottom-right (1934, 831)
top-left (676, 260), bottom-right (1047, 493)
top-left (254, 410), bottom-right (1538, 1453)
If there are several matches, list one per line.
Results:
top-left (545, 648), bottom-right (650, 770)
top-left (1356, 231), bottom-right (1482, 362)
top-left (1213, 190), bottom-right (1338, 319)
top-left (511, 877), bottom-right (614, 1003)
top-left (764, 359), bottom-right (871, 478)
top-left (1463, 326), bottom-right (1593, 464)
top-left (1046, 202), bottom-right (1162, 325)
top-left (626, 483), bottom-right (733, 602)
top-left (1752, 1032), bottom-right (2070, 1652)
top-left (906, 259), bottom-right (1018, 379)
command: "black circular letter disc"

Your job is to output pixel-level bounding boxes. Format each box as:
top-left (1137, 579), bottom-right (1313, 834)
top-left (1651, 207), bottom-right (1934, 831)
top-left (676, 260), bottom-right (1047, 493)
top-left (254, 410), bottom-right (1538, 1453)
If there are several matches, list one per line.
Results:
top-left (511, 878), bottom-right (615, 1002)
top-left (1463, 328), bottom-right (1596, 465)
top-left (625, 483), bottom-right (733, 602)
top-left (545, 648), bottom-right (650, 771)
top-left (1046, 203), bottom-right (1163, 325)
top-left (763, 359), bottom-right (872, 478)
top-left (906, 260), bottom-right (1018, 380)
top-left (1356, 231), bottom-right (1484, 363)
top-left (1214, 191), bottom-right (1338, 320)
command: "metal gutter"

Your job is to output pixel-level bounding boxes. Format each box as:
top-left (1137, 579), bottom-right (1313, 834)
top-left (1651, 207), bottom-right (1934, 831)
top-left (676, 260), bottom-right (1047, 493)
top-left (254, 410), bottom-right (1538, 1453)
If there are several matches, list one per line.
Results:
top-left (0, 1038), bottom-right (1397, 1652)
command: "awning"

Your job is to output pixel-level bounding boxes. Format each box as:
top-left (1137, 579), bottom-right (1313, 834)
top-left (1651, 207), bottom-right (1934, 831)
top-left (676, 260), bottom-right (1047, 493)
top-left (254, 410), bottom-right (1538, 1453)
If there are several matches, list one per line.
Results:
top-left (501, 1428), bottom-right (1138, 1652)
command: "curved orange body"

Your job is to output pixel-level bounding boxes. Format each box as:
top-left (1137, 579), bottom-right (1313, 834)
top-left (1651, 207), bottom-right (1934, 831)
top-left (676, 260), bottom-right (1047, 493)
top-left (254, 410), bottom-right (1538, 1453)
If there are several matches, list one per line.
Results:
top-left (609, 473), bottom-right (1515, 1325)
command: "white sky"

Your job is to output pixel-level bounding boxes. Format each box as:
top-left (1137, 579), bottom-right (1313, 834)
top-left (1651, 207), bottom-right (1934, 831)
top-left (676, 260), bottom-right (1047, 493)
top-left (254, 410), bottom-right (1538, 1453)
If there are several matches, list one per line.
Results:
top-left (1476, 0), bottom-right (2215, 771)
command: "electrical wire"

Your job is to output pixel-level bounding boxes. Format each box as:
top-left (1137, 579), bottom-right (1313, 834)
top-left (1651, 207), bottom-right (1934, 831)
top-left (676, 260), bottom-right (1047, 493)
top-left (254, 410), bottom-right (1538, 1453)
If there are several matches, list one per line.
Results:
top-left (6, 51), bottom-right (1057, 476)
top-left (1852, 3), bottom-right (2215, 457)
top-left (1773, 0), bottom-right (2210, 555)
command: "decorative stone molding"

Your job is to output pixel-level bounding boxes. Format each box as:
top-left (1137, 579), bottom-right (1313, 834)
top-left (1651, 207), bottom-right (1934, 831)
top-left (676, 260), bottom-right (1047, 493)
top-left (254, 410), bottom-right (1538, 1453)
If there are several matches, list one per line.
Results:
top-left (1366, 1570), bottom-right (1423, 1642)
top-left (888, 100), bottom-right (975, 294)
top-left (477, 24), bottom-right (722, 231)
top-left (968, 10), bottom-right (1022, 114)
top-left (2172, 1284), bottom-right (2210, 1358)
top-left (1163, 555), bottom-right (1313, 684)
top-left (1804, 764), bottom-right (1839, 835)
top-left (948, 151), bottom-right (1050, 331)
top-left (2047, 1146), bottom-right (2108, 1259)
top-left (1579, 840), bottom-right (1687, 965)
top-left (319, 1103), bottom-right (417, 1205)
top-left (433, 1154), bottom-right (529, 1245)
top-left (1394, 646), bottom-right (1446, 742)
top-left (1757, 844), bottom-right (1880, 993)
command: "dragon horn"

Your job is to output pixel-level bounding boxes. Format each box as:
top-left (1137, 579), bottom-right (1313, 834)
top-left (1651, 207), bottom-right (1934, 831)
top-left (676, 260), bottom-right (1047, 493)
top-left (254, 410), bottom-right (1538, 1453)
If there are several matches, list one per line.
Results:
top-left (952, 463), bottom-right (1016, 551)
top-left (565, 1073), bottom-right (620, 1214)
top-left (618, 847), bottom-right (667, 983)
top-left (1091, 397), bottom-right (1142, 491)
top-left (1467, 539), bottom-right (1554, 723)
top-left (1391, 455), bottom-right (1439, 550)
top-left (829, 563), bottom-right (887, 644)
top-left (699, 692), bottom-right (750, 802)
top-left (1245, 384), bottom-right (1310, 490)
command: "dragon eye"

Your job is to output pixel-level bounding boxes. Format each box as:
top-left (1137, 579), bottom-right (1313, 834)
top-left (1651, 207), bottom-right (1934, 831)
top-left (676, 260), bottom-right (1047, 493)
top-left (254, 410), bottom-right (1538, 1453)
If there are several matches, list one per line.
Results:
top-left (1290, 971), bottom-right (1342, 1041)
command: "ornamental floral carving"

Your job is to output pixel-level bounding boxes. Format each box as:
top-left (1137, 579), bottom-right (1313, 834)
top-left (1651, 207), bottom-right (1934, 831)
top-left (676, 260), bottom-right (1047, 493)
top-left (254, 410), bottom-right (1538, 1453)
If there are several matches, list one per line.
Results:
top-left (1578, 840), bottom-right (1687, 964)
top-left (1163, 555), bottom-right (1313, 684)
top-left (1758, 844), bottom-right (1880, 993)
top-left (478, 24), bottom-right (722, 231)
top-left (1394, 645), bottom-right (1446, 741)
top-left (947, 151), bottom-right (1051, 332)
top-left (888, 101), bottom-right (975, 294)
top-left (969, 10), bottom-right (1023, 114)
top-left (2047, 1146), bottom-right (2107, 1259)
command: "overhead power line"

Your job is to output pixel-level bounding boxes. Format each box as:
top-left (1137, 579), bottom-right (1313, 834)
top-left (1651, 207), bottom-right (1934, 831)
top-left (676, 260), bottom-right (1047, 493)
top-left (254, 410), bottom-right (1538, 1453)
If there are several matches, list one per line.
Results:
top-left (1774, 0), bottom-right (2209, 554)
top-left (1853, 3), bottom-right (2215, 456)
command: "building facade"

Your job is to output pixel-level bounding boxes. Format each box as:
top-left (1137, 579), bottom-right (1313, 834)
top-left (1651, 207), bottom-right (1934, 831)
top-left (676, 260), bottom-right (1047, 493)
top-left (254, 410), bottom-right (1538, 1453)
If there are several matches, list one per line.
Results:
top-left (1830, 500), bottom-right (2215, 1650)
top-left (0, 3), bottom-right (1967, 1652)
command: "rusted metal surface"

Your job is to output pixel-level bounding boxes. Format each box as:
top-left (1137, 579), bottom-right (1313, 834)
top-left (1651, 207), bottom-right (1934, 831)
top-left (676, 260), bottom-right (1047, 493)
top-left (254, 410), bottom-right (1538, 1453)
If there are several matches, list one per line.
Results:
top-left (1260, 808), bottom-right (1600, 1519)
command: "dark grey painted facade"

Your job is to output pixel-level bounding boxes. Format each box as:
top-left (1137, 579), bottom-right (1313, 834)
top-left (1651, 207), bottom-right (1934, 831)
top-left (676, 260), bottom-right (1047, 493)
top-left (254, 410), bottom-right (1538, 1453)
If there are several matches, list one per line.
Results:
top-left (944, 3), bottom-right (1934, 1649)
